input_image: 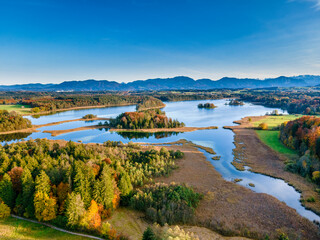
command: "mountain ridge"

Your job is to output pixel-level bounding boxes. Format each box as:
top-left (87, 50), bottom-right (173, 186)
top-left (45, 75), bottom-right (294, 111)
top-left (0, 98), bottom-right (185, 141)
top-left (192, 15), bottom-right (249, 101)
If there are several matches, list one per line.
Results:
top-left (1, 75), bottom-right (319, 91)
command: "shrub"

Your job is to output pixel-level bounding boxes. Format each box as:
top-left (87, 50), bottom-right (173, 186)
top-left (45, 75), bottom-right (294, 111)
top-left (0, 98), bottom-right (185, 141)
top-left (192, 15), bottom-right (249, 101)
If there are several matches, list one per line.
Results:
top-left (0, 201), bottom-right (11, 218)
top-left (258, 123), bottom-right (268, 130)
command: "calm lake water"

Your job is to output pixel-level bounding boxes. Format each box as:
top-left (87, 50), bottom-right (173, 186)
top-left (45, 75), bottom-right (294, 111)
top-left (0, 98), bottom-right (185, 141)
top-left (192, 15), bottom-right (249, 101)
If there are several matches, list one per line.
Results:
top-left (3, 99), bottom-right (320, 222)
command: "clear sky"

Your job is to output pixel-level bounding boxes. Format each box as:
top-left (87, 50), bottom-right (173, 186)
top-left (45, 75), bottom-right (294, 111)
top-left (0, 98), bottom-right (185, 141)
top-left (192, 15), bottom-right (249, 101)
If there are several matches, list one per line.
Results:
top-left (0, 0), bottom-right (320, 84)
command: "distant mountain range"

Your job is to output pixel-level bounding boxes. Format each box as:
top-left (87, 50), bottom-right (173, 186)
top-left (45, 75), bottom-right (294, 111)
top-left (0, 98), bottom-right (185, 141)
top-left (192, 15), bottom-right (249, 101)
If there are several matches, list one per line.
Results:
top-left (1, 75), bottom-right (320, 91)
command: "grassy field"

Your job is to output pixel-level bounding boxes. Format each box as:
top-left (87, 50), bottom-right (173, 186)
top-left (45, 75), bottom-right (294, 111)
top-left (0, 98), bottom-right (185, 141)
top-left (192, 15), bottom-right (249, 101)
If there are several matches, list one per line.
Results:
top-left (0, 217), bottom-right (89, 240)
top-left (0, 104), bottom-right (32, 114)
top-left (253, 115), bottom-right (302, 129)
top-left (255, 130), bottom-right (297, 156)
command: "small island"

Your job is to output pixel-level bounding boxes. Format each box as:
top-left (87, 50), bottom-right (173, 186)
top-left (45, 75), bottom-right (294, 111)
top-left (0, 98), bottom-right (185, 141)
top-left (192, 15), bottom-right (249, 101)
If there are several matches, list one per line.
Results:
top-left (198, 103), bottom-right (217, 109)
top-left (226, 99), bottom-right (244, 106)
top-left (109, 109), bottom-right (185, 129)
top-left (82, 114), bottom-right (97, 119)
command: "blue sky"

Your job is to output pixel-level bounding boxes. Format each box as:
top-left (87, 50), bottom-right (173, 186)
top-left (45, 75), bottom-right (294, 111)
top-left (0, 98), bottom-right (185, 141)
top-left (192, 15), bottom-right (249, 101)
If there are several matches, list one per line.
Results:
top-left (0, 0), bottom-right (319, 84)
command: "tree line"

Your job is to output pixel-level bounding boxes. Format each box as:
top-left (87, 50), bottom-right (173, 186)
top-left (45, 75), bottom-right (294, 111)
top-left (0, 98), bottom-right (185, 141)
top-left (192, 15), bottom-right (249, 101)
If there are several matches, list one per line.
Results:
top-left (280, 116), bottom-right (320, 185)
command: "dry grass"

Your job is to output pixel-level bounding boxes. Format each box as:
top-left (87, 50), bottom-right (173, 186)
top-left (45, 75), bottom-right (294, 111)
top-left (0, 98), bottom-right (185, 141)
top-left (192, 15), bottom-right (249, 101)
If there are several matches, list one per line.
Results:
top-left (155, 143), bottom-right (320, 240)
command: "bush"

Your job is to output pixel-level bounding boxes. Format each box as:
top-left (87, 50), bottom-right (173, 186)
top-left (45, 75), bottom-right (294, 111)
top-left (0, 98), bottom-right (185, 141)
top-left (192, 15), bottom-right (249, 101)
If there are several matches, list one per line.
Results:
top-left (258, 123), bottom-right (268, 130)
top-left (0, 201), bottom-right (11, 218)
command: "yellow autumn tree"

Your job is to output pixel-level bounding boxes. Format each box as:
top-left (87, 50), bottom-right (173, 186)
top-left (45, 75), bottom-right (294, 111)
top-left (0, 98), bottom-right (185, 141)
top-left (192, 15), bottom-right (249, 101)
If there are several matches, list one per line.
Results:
top-left (80, 199), bottom-right (101, 230)
top-left (34, 191), bottom-right (57, 221)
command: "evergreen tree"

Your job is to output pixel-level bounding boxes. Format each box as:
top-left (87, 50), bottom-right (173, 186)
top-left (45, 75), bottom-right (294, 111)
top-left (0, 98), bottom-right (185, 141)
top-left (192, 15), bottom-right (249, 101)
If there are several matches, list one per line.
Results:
top-left (0, 173), bottom-right (15, 208)
top-left (142, 227), bottom-right (156, 240)
top-left (65, 192), bottom-right (86, 227)
top-left (35, 170), bottom-right (51, 195)
top-left (21, 168), bottom-right (35, 218)
top-left (93, 166), bottom-right (114, 209)
top-left (73, 164), bottom-right (92, 208)
top-left (119, 172), bottom-right (133, 196)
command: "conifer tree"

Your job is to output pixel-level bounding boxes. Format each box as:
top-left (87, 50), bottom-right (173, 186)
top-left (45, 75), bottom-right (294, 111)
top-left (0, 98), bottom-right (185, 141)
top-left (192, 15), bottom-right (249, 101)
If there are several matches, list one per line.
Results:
top-left (93, 166), bottom-right (114, 209)
top-left (0, 173), bottom-right (15, 208)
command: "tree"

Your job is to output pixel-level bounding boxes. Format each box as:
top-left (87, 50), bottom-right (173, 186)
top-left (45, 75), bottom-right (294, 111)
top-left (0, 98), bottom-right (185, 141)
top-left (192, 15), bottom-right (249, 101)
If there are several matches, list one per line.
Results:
top-left (8, 167), bottom-right (24, 193)
top-left (34, 191), bottom-right (57, 221)
top-left (65, 192), bottom-right (86, 227)
top-left (0, 173), bottom-right (15, 208)
top-left (57, 182), bottom-right (70, 213)
top-left (0, 201), bottom-right (10, 218)
top-left (21, 168), bottom-right (35, 218)
top-left (73, 164), bottom-right (92, 208)
top-left (35, 171), bottom-right (51, 195)
top-left (93, 166), bottom-right (114, 209)
top-left (81, 200), bottom-right (101, 230)
top-left (142, 227), bottom-right (156, 240)
top-left (118, 172), bottom-right (133, 196)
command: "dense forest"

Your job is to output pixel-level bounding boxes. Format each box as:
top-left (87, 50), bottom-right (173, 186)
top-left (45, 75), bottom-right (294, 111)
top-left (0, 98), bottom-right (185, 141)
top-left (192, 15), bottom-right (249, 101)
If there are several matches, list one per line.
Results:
top-left (108, 109), bottom-right (185, 130)
top-left (197, 103), bottom-right (217, 109)
top-left (136, 97), bottom-right (165, 111)
top-left (280, 116), bottom-right (320, 184)
top-left (0, 110), bottom-right (32, 132)
top-left (0, 139), bottom-right (192, 239)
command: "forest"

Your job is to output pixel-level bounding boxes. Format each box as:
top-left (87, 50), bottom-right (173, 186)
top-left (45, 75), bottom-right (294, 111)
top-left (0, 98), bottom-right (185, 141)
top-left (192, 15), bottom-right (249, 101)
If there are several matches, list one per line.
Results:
top-left (108, 109), bottom-right (185, 130)
top-left (280, 116), bottom-right (320, 184)
top-left (0, 139), bottom-right (194, 239)
top-left (0, 110), bottom-right (32, 132)
top-left (240, 90), bottom-right (320, 115)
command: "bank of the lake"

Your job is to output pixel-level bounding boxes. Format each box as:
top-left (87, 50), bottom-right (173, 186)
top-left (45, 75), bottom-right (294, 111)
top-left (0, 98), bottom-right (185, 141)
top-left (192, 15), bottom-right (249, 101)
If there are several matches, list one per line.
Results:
top-left (227, 116), bottom-right (320, 215)
top-left (155, 141), bottom-right (319, 240)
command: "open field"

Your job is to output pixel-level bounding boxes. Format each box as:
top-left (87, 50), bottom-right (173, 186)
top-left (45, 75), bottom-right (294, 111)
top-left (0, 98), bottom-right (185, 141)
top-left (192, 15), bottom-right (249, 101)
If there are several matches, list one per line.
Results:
top-left (0, 217), bottom-right (90, 240)
top-left (253, 114), bottom-right (302, 129)
top-left (0, 104), bottom-right (32, 114)
top-left (255, 130), bottom-right (297, 156)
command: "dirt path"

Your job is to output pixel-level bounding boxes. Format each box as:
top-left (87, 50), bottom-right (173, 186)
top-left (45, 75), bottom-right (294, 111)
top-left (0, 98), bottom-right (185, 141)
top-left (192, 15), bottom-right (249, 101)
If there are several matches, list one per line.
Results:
top-left (44, 126), bottom-right (218, 137)
top-left (11, 215), bottom-right (104, 240)
top-left (226, 116), bottom-right (320, 215)
top-left (156, 143), bottom-right (320, 240)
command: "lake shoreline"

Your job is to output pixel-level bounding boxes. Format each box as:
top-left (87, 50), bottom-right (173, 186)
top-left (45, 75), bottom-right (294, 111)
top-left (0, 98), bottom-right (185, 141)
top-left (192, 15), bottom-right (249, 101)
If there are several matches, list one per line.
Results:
top-left (225, 116), bottom-right (320, 216)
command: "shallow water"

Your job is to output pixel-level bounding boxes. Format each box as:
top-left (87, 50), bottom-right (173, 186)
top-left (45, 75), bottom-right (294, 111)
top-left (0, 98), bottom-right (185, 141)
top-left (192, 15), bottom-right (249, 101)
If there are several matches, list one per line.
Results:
top-left (3, 99), bottom-right (320, 222)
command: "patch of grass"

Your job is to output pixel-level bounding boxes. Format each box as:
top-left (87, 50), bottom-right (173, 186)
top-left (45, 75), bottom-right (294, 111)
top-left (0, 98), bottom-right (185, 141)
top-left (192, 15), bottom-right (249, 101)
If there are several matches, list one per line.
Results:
top-left (253, 115), bottom-right (302, 129)
top-left (0, 105), bottom-right (32, 114)
top-left (0, 217), bottom-right (88, 240)
top-left (255, 130), bottom-right (297, 156)
top-left (107, 208), bottom-right (148, 239)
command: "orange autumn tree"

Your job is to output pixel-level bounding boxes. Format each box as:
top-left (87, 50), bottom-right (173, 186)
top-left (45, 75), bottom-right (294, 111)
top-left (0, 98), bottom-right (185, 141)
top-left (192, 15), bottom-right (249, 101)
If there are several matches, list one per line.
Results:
top-left (57, 182), bottom-right (71, 213)
top-left (8, 167), bottom-right (23, 193)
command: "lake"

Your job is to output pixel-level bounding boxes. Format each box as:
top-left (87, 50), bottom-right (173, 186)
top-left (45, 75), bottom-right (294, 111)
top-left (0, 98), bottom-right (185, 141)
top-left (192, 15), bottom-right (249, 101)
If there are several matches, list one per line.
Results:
top-left (3, 99), bottom-right (320, 222)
